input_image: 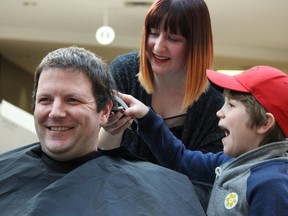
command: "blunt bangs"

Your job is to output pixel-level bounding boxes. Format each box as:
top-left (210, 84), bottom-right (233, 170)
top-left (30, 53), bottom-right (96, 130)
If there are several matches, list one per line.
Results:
top-left (147, 0), bottom-right (190, 38)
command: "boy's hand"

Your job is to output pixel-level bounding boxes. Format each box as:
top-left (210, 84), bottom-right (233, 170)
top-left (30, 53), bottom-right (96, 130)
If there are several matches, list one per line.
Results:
top-left (118, 92), bottom-right (149, 119)
top-left (103, 110), bottom-right (133, 135)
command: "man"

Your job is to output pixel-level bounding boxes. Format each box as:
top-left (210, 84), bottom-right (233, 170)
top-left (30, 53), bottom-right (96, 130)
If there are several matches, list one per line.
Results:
top-left (0, 47), bottom-right (205, 216)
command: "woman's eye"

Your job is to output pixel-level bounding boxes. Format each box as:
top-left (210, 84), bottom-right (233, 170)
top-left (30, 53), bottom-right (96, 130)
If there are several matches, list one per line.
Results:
top-left (149, 32), bottom-right (158, 36)
top-left (169, 36), bottom-right (178, 41)
top-left (169, 34), bottom-right (184, 42)
top-left (149, 29), bottom-right (159, 36)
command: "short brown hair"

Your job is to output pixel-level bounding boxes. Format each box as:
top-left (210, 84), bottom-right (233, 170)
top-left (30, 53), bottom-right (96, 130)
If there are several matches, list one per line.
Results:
top-left (225, 90), bottom-right (285, 146)
top-left (32, 46), bottom-right (116, 112)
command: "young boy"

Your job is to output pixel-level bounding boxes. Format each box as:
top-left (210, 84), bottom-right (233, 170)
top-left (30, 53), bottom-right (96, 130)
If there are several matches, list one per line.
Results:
top-left (120, 65), bottom-right (288, 215)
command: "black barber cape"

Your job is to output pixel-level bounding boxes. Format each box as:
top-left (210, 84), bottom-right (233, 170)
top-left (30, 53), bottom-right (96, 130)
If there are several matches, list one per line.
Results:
top-left (0, 143), bottom-right (205, 216)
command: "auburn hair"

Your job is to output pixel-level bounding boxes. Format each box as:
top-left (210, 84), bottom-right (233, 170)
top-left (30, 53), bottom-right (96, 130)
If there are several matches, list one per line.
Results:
top-left (139, 0), bottom-right (213, 109)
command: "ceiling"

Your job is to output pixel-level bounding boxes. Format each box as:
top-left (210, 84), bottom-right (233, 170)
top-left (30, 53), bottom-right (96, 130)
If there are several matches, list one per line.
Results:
top-left (0, 0), bottom-right (287, 74)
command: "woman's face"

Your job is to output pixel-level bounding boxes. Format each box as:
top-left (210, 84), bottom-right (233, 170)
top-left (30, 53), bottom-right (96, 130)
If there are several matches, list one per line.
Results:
top-left (146, 19), bottom-right (188, 77)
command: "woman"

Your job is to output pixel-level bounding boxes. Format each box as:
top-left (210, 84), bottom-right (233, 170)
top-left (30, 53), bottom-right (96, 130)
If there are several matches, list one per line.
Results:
top-left (100, 0), bottom-right (223, 161)
top-left (99, 0), bottom-right (224, 208)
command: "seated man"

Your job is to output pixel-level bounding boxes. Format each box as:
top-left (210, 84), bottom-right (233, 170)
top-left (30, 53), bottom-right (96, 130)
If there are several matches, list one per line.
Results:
top-left (0, 47), bottom-right (205, 216)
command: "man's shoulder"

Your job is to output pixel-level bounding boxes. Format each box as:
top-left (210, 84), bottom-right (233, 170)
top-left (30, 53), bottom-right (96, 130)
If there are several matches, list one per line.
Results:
top-left (85, 155), bottom-right (206, 215)
top-left (19, 152), bottom-right (206, 216)
top-left (89, 150), bottom-right (189, 182)
top-left (90, 153), bottom-right (193, 192)
top-left (0, 142), bottom-right (41, 160)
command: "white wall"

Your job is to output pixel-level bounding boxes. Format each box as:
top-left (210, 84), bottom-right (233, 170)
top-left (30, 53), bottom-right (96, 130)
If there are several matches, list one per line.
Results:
top-left (0, 100), bottom-right (38, 153)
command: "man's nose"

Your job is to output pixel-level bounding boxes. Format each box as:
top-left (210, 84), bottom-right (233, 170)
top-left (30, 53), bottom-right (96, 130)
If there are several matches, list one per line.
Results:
top-left (49, 100), bottom-right (66, 119)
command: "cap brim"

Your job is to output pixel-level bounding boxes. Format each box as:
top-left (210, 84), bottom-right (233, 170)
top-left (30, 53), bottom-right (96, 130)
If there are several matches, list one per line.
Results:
top-left (206, 69), bottom-right (250, 93)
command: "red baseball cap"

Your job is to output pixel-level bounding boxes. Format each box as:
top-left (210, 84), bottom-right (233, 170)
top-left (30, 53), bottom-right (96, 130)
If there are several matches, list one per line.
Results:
top-left (207, 66), bottom-right (288, 137)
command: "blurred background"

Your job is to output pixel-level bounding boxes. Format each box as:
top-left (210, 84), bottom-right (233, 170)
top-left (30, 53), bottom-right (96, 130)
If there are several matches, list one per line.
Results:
top-left (0, 0), bottom-right (287, 114)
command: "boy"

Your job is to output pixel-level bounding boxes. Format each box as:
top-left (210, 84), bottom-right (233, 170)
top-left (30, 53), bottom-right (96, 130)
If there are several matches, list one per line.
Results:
top-left (120, 65), bottom-right (288, 215)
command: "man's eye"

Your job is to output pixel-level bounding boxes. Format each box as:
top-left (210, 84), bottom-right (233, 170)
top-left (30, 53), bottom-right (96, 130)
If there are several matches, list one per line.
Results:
top-left (67, 98), bottom-right (80, 103)
top-left (38, 98), bottom-right (50, 103)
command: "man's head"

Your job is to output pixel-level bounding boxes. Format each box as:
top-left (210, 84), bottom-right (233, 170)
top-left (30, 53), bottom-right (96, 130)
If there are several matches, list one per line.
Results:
top-left (32, 47), bottom-right (116, 161)
top-left (207, 65), bottom-right (288, 138)
top-left (32, 46), bottom-right (116, 112)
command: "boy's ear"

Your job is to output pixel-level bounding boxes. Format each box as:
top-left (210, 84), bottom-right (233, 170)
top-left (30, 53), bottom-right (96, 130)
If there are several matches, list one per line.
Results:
top-left (256, 113), bottom-right (276, 134)
top-left (99, 100), bottom-right (113, 126)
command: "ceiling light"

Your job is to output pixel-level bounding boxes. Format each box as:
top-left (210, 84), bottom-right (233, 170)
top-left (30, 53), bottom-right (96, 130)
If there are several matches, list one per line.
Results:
top-left (95, 9), bottom-right (115, 45)
top-left (95, 26), bottom-right (115, 45)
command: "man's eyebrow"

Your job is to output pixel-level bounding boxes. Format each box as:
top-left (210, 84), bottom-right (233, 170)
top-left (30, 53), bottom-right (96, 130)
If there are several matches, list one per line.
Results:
top-left (35, 92), bottom-right (49, 97)
top-left (67, 93), bottom-right (90, 98)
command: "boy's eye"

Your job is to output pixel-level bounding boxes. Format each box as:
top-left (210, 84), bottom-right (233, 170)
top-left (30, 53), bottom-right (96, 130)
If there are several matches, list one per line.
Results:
top-left (228, 103), bottom-right (234, 107)
top-left (224, 98), bottom-right (235, 108)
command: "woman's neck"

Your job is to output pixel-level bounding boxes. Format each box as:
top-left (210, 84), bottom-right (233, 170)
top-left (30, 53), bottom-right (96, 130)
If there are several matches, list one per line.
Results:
top-left (153, 72), bottom-right (186, 93)
top-left (151, 73), bottom-right (187, 118)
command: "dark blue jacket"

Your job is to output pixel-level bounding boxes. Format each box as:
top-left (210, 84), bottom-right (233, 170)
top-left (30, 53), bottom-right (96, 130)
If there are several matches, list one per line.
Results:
top-left (138, 108), bottom-right (288, 215)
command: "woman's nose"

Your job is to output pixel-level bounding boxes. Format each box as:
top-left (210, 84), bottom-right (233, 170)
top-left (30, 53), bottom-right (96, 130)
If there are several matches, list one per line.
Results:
top-left (49, 101), bottom-right (66, 119)
top-left (154, 36), bottom-right (166, 52)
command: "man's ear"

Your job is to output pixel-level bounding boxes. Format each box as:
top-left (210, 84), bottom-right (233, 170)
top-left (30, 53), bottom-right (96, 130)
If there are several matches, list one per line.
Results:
top-left (256, 113), bottom-right (276, 134)
top-left (99, 100), bottom-right (113, 126)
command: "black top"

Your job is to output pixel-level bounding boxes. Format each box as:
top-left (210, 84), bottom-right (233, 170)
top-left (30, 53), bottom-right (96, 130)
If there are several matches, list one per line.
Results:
top-left (110, 51), bottom-right (224, 163)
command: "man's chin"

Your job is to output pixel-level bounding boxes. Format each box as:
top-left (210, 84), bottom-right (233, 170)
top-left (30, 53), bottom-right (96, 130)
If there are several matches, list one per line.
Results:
top-left (42, 141), bottom-right (71, 154)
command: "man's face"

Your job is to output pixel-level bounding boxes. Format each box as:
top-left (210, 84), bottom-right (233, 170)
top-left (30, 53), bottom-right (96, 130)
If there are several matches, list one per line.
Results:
top-left (34, 68), bottom-right (110, 161)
